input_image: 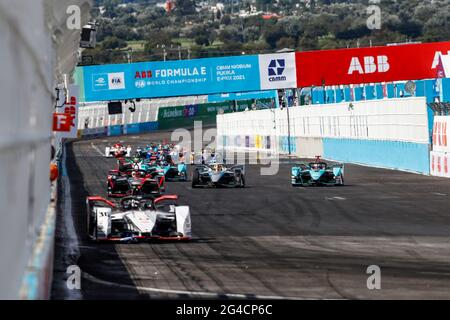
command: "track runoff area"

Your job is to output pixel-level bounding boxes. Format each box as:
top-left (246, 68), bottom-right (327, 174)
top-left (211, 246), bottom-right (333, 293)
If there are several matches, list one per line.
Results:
top-left (52, 128), bottom-right (450, 300)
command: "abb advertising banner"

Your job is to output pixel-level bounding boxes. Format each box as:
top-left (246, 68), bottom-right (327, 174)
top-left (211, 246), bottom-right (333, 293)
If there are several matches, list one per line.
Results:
top-left (296, 42), bottom-right (450, 87)
top-left (430, 151), bottom-right (450, 178)
top-left (432, 116), bottom-right (449, 153)
top-left (53, 85), bottom-right (79, 138)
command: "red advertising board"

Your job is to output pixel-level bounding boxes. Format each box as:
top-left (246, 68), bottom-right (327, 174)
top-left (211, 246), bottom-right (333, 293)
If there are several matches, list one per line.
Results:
top-left (296, 41), bottom-right (450, 87)
top-left (53, 113), bottom-right (74, 132)
top-left (52, 86), bottom-right (79, 138)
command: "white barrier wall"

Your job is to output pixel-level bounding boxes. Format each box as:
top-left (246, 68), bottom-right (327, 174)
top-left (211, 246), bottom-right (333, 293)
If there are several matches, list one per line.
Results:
top-left (218, 97), bottom-right (430, 173)
top-left (0, 0), bottom-right (91, 299)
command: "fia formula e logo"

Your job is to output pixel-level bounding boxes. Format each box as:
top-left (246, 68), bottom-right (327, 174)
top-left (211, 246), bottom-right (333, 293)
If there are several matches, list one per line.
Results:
top-left (108, 72), bottom-right (125, 90)
top-left (268, 59), bottom-right (287, 82)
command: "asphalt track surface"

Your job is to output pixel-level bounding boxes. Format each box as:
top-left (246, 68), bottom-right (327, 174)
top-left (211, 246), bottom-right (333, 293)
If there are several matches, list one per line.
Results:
top-left (52, 130), bottom-right (450, 299)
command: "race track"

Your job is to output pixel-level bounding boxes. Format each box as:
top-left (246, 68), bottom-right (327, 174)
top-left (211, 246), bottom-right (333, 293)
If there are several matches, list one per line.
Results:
top-left (52, 130), bottom-right (450, 299)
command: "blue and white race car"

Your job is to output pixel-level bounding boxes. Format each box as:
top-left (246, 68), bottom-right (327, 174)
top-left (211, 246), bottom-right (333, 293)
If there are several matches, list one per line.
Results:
top-left (291, 157), bottom-right (344, 186)
top-left (192, 163), bottom-right (245, 188)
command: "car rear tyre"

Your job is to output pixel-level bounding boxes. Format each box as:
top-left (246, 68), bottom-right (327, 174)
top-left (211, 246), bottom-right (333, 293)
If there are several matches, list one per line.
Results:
top-left (192, 170), bottom-right (200, 188)
top-left (237, 173), bottom-right (245, 188)
top-left (336, 176), bottom-right (344, 186)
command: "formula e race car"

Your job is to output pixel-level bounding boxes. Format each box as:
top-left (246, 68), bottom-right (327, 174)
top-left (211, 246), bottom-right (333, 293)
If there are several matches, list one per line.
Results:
top-left (105, 143), bottom-right (132, 158)
top-left (157, 160), bottom-right (188, 181)
top-left (118, 157), bottom-right (187, 182)
top-left (87, 195), bottom-right (191, 242)
top-left (107, 169), bottom-right (165, 198)
top-left (291, 157), bottom-right (344, 186)
top-left (192, 163), bottom-right (245, 188)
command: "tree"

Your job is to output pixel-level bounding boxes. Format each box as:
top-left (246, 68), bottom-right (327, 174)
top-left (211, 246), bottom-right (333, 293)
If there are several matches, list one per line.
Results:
top-left (276, 36), bottom-right (297, 49)
top-left (176, 0), bottom-right (196, 15)
top-left (264, 25), bottom-right (287, 48)
top-left (195, 34), bottom-right (210, 46)
top-left (102, 36), bottom-right (127, 50)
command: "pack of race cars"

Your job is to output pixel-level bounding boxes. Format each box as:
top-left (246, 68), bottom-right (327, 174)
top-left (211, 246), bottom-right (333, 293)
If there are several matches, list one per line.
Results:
top-left (87, 142), bottom-right (344, 243)
top-left (88, 142), bottom-right (192, 243)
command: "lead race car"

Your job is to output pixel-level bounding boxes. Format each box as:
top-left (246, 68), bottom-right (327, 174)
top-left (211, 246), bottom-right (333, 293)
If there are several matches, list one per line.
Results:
top-left (87, 195), bottom-right (191, 242)
top-left (291, 156), bottom-right (344, 186)
top-left (105, 143), bottom-right (132, 158)
top-left (192, 163), bottom-right (245, 188)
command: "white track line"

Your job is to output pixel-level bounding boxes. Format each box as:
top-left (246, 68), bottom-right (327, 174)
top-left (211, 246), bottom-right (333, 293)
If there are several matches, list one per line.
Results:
top-left (82, 271), bottom-right (307, 300)
top-left (91, 142), bottom-right (105, 157)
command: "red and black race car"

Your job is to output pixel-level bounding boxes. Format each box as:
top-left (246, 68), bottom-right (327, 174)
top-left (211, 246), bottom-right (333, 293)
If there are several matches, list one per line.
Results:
top-left (105, 143), bottom-right (132, 158)
top-left (107, 169), bottom-right (165, 198)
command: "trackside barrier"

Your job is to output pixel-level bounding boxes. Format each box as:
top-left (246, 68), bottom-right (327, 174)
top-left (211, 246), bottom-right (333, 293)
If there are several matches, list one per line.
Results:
top-left (2, 0), bottom-right (93, 299)
top-left (430, 116), bottom-right (450, 178)
top-left (78, 121), bottom-right (159, 139)
top-left (217, 97), bottom-right (431, 174)
top-left (430, 151), bottom-right (450, 177)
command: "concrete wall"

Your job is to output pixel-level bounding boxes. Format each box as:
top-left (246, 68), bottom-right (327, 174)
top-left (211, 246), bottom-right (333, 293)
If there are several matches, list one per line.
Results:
top-left (0, 0), bottom-right (91, 299)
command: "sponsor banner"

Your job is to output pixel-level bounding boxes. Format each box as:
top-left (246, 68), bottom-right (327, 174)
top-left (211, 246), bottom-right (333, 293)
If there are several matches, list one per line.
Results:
top-left (258, 53), bottom-right (297, 90)
top-left (430, 151), bottom-right (450, 178)
top-left (157, 101), bottom-right (235, 130)
top-left (79, 55), bottom-right (261, 101)
top-left (296, 42), bottom-right (450, 87)
top-left (432, 116), bottom-right (449, 153)
top-left (54, 85), bottom-right (79, 139)
top-left (437, 54), bottom-right (450, 78)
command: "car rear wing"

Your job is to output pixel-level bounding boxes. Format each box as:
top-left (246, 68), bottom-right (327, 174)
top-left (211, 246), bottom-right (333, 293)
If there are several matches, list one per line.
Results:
top-left (292, 163), bottom-right (310, 170)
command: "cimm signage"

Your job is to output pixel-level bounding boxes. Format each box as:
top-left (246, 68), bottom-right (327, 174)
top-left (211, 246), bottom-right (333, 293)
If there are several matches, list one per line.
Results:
top-left (295, 41), bottom-right (450, 86)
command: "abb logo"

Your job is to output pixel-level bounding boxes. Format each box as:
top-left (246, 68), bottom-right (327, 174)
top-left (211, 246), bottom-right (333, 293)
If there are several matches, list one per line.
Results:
top-left (295, 41), bottom-right (450, 86)
top-left (348, 56), bottom-right (390, 75)
top-left (432, 50), bottom-right (450, 69)
top-left (135, 71), bottom-right (152, 79)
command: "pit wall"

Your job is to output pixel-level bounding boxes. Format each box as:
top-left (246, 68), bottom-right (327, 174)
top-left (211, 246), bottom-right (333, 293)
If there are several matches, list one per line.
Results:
top-left (217, 97), bottom-right (431, 174)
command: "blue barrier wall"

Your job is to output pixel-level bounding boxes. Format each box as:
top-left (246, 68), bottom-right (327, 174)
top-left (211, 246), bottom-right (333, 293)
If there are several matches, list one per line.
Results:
top-left (323, 138), bottom-right (430, 174)
top-left (139, 121), bottom-right (159, 132)
top-left (310, 78), bottom-right (450, 105)
top-left (108, 125), bottom-right (123, 136)
top-left (80, 121), bottom-right (159, 138)
top-left (125, 123), bottom-right (140, 135)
